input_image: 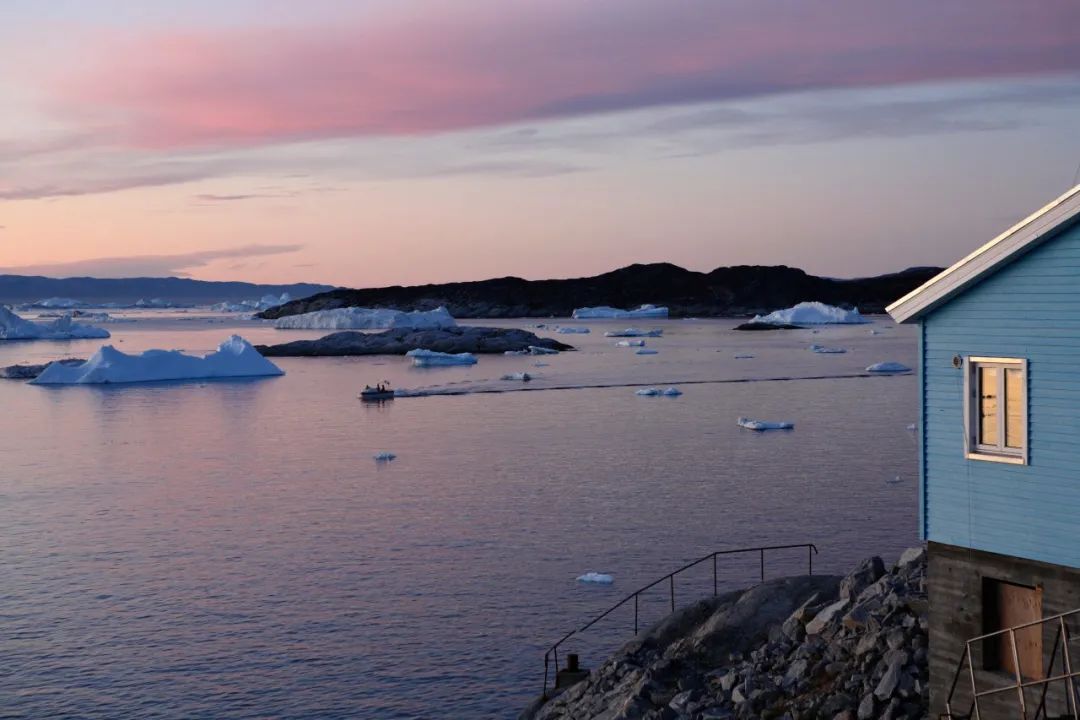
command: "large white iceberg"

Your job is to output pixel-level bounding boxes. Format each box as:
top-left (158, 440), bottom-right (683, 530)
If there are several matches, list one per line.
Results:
top-left (212, 293), bottom-right (292, 313)
top-left (737, 417), bottom-right (794, 431)
top-left (405, 349), bottom-right (478, 367)
top-left (604, 328), bottom-right (663, 338)
top-left (752, 302), bottom-right (868, 326)
top-left (30, 335), bottom-right (283, 385)
top-left (866, 361), bottom-right (911, 373)
top-left (572, 304), bottom-right (668, 319)
top-left (275, 306), bottom-right (456, 330)
top-left (0, 307), bottom-right (111, 340)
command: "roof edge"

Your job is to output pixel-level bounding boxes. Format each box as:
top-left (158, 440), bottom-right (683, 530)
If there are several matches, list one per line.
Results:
top-left (887, 184), bottom-right (1080, 323)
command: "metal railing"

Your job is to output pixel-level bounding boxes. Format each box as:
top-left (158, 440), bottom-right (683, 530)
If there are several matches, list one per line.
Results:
top-left (542, 542), bottom-right (818, 698)
top-left (942, 607), bottom-right (1080, 720)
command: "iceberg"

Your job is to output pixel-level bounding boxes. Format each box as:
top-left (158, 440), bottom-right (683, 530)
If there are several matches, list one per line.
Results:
top-left (274, 306), bottom-right (455, 330)
top-left (405, 349), bottom-right (478, 367)
top-left (809, 344), bottom-right (847, 354)
top-left (501, 372), bottom-right (532, 381)
top-left (635, 348), bottom-right (659, 355)
top-left (30, 335), bottom-right (283, 385)
top-left (572, 304), bottom-right (668, 319)
top-left (734, 354), bottom-right (755, 359)
top-left (555, 326), bottom-right (590, 334)
top-left (751, 302), bottom-right (869, 326)
top-left (576, 572), bottom-right (614, 584)
top-left (528, 345), bottom-right (559, 355)
top-left (32, 297), bottom-right (89, 309)
top-left (373, 452), bottom-right (397, 462)
top-left (737, 417), bottom-right (794, 431)
top-left (615, 340), bottom-right (646, 347)
top-left (0, 307), bottom-right (111, 340)
top-left (866, 361), bottom-right (911, 373)
top-left (604, 328), bottom-right (663, 338)
top-left (504, 349), bottom-right (529, 356)
top-left (637, 387), bottom-right (682, 396)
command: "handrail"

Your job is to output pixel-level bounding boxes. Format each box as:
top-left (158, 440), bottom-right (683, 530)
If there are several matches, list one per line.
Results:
top-left (542, 542), bottom-right (817, 698)
top-left (941, 606), bottom-right (1080, 720)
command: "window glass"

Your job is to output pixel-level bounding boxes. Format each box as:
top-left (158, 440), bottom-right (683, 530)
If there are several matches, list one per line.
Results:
top-left (979, 366), bottom-right (999, 446)
top-left (1005, 368), bottom-right (1024, 449)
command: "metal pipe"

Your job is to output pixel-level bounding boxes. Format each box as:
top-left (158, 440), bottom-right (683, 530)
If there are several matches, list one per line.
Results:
top-left (713, 554), bottom-right (717, 596)
top-left (634, 595), bottom-right (639, 636)
top-left (760, 548), bottom-right (765, 583)
top-left (669, 575), bottom-right (675, 613)
top-left (968, 644), bottom-right (982, 720)
top-left (1061, 617), bottom-right (1078, 720)
top-left (1008, 628), bottom-right (1028, 719)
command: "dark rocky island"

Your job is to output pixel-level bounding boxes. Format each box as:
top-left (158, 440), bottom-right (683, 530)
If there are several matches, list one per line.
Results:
top-left (522, 548), bottom-right (927, 720)
top-left (255, 326), bottom-right (573, 357)
top-left (258, 263), bottom-right (941, 320)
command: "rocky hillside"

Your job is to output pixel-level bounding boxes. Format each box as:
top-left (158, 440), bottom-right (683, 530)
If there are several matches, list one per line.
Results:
top-left (523, 547), bottom-right (927, 720)
top-left (259, 264), bottom-right (941, 320)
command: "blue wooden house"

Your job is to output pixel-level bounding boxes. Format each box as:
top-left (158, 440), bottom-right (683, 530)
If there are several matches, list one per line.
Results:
top-left (889, 185), bottom-right (1080, 718)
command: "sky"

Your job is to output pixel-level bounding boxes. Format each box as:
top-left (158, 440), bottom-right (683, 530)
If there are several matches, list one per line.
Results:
top-left (2, 1), bottom-right (1080, 287)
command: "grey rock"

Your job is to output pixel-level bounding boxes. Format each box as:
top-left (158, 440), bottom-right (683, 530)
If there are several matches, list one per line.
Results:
top-left (839, 557), bottom-right (886, 601)
top-left (857, 693), bottom-right (876, 720)
top-left (806, 599), bottom-right (848, 635)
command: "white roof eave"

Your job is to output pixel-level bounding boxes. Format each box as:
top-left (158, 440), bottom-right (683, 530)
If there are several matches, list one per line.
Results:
top-left (887, 185), bottom-right (1080, 324)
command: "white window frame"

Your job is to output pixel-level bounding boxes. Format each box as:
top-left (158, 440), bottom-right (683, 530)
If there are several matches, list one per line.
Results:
top-left (964, 356), bottom-right (1028, 465)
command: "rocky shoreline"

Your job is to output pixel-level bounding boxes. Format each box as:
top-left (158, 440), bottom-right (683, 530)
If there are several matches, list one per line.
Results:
top-left (256, 325), bottom-right (573, 357)
top-left (523, 547), bottom-right (927, 720)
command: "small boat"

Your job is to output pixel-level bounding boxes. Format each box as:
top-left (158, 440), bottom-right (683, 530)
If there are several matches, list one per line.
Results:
top-left (360, 382), bottom-right (394, 401)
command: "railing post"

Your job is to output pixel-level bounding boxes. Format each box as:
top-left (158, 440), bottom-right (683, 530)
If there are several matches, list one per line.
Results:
top-left (760, 548), bottom-right (765, 583)
top-left (968, 643), bottom-right (982, 720)
top-left (713, 554), bottom-right (718, 596)
top-left (634, 594), bottom-right (639, 636)
top-left (543, 654), bottom-right (549, 699)
top-left (808, 545), bottom-right (813, 575)
top-left (1060, 616), bottom-right (1078, 720)
top-left (1008, 628), bottom-right (1028, 719)
top-left (669, 575), bottom-right (675, 613)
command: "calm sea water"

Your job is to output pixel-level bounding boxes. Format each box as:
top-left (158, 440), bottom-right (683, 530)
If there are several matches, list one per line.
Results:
top-left (0, 314), bottom-right (919, 718)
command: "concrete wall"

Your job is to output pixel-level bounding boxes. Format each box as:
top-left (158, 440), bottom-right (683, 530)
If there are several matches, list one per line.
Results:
top-left (929, 542), bottom-right (1080, 719)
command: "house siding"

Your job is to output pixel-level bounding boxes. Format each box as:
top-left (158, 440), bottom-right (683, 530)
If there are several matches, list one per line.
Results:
top-left (922, 217), bottom-right (1080, 570)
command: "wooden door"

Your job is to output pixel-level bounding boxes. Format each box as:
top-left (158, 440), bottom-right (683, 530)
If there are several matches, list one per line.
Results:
top-left (995, 581), bottom-right (1044, 680)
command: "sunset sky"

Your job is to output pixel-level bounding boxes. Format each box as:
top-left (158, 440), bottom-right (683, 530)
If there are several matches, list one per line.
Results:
top-left (2, 1), bottom-right (1080, 287)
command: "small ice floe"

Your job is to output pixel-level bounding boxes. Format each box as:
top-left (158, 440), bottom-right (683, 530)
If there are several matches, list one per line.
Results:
top-left (869, 329), bottom-right (880, 336)
top-left (528, 345), bottom-right (560, 355)
top-left (737, 417), bottom-right (794, 431)
top-left (906, 423), bottom-right (917, 432)
top-left (661, 387), bottom-right (682, 396)
top-left (604, 328), bottom-right (663, 338)
top-left (555, 326), bottom-right (590, 334)
top-left (504, 349), bottom-right (529, 356)
top-left (406, 349), bottom-right (478, 367)
top-left (615, 340), bottom-right (646, 347)
top-left (373, 452), bottom-right (397, 462)
top-left (576, 572), bottom-right (614, 584)
top-left (533, 362), bottom-right (549, 367)
top-left (885, 475), bottom-right (903, 485)
top-left (573, 304), bottom-right (667, 319)
top-left (638, 386), bottom-right (681, 397)
top-left (635, 348), bottom-right (659, 355)
top-left (809, 344), bottom-right (846, 354)
top-left (734, 354), bottom-right (755, 359)
top-left (866, 361), bottom-right (911, 373)
top-left (501, 372), bottom-right (532, 381)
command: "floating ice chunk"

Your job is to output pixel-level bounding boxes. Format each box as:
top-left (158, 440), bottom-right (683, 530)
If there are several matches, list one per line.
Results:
top-left (576, 572), bottom-right (614, 584)
top-left (32, 297), bottom-right (89, 309)
top-left (635, 348), bottom-right (659, 355)
top-left (504, 349), bottom-right (529, 356)
top-left (555, 326), bottom-right (590, 334)
top-left (0, 307), bottom-right (111, 340)
top-left (885, 475), bottom-right (903, 485)
top-left (906, 423), bottom-right (917, 431)
top-left (373, 452), bottom-right (397, 462)
top-left (636, 387), bottom-right (660, 396)
top-left (528, 345), bottom-right (559, 355)
top-left (869, 329), bottom-right (880, 335)
top-left (737, 417), bottom-right (794, 431)
top-left (30, 335), bottom-right (283, 385)
top-left (752, 302), bottom-right (868, 326)
top-left (866, 361), bottom-right (911, 373)
top-left (661, 387), bottom-right (682, 396)
top-left (534, 362), bottom-right (549, 367)
top-left (734, 354), bottom-right (755, 359)
top-left (406, 349), bottom-right (478, 366)
top-left (275, 306), bottom-right (456, 330)
top-left (615, 340), bottom-right (646, 347)
top-left (604, 328), bottom-right (663, 337)
top-left (501, 372), bottom-right (532, 381)
top-left (572, 304), bottom-right (668, 319)
top-left (809, 344), bottom-right (846, 354)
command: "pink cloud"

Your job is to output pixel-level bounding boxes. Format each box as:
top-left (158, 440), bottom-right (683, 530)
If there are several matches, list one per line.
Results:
top-left (45, 0), bottom-right (1080, 149)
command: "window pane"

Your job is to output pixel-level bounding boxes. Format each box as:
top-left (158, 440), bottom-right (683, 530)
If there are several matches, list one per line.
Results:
top-left (979, 366), bottom-right (999, 446)
top-left (1006, 368), bottom-right (1024, 449)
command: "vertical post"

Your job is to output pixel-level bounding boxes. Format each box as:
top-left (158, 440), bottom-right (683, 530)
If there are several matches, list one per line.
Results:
top-left (808, 545), bottom-right (813, 575)
top-left (713, 554), bottom-right (718, 596)
top-left (1060, 617), bottom-right (1078, 720)
top-left (634, 594), bottom-right (639, 636)
top-left (543, 654), bottom-right (549, 699)
top-left (760, 548), bottom-right (765, 583)
top-left (554, 647), bottom-right (559, 680)
top-left (1009, 629), bottom-right (1028, 719)
top-left (968, 643), bottom-right (982, 720)
top-left (669, 575), bottom-right (675, 613)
